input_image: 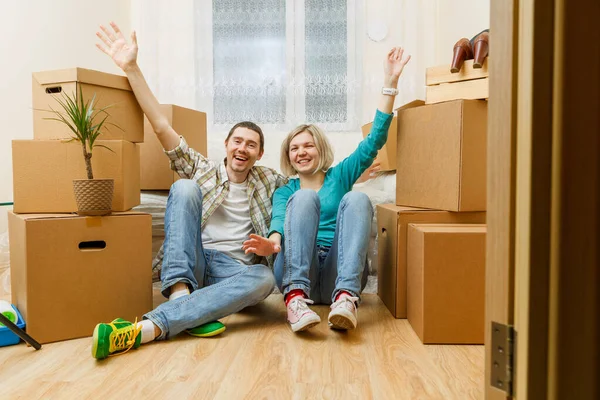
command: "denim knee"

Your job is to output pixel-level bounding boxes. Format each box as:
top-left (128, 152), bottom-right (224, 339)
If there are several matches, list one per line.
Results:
top-left (341, 191), bottom-right (372, 215)
top-left (249, 265), bottom-right (276, 299)
top-left (170, 179), bottom-right (203, 200)
top-left (288, 189), bottom-right (320, 207)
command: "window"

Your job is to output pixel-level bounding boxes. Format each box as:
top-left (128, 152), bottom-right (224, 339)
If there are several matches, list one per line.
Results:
top-left (207, 0), bottom-right (359, 131)
top-left (212, 0), bottom-right (287, 124)
top-left (304, 0), bottom-right (348, 124)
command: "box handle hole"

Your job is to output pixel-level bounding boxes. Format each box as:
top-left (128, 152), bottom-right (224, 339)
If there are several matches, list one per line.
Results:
top-left (78, 240), bottom-right (106, 251)
top-left (45, 86), bottom-right (62, 94)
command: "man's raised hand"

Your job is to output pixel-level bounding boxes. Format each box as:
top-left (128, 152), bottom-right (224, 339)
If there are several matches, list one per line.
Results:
top-left (96, 21), bottom-right (138, 71)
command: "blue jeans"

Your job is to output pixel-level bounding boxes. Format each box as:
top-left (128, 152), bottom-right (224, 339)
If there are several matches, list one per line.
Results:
top-left (274, 190), bottom-right (372, 305)
top-left (144, 180), bottom-right (275, 340)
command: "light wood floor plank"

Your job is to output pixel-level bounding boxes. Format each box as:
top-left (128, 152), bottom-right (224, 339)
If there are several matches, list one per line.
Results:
top-left (0, 293), bottom-right (483, 399)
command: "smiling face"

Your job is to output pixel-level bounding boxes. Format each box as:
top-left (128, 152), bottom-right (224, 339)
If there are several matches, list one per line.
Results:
top-left (224, 127), bottom-right (263, 182)
top-left (288, 131), bottom-right (321, 175)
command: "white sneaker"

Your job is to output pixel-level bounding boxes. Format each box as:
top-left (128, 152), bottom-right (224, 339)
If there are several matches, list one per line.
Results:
top-left (328, 295), bottom-right (359, 330)
top-left (286, 297), bottom-right (321, 332)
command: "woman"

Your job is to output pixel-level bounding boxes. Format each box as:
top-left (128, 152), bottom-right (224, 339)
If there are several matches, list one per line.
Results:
top-left (242, 47), bottom-right (410, 332)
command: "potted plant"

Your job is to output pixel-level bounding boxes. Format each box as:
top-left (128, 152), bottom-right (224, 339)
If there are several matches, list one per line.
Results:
top-left (45, 86), bottom-right (116, 216)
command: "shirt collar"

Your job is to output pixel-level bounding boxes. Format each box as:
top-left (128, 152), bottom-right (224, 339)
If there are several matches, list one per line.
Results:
top-left (219, 158), bottom-right (257, 186)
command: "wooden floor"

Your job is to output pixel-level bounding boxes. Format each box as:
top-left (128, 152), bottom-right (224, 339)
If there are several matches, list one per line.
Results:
top-left (0, 293), bottom-right (484, 399)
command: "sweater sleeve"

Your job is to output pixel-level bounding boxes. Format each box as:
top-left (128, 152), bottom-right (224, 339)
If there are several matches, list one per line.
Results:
top-left (333, 109), bottom-right (393, 189)
top-left (268, 184), bottom-right (293, 238)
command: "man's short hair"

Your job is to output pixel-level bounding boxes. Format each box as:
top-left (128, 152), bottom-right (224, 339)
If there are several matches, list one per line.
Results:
top-left (226, 121), bottom-right (265, 153)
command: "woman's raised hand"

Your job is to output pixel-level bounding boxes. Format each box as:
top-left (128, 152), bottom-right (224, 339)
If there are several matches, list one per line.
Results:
top-left (384, 47), bottom-right (411, 81)
top-left (96, 22), bottom-right (138, 72)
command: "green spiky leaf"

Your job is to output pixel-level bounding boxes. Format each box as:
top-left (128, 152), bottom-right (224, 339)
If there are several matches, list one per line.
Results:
top-left (40, 85), bottom-right (123, 179)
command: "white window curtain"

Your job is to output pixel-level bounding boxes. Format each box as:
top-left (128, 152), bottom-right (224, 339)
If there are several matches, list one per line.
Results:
top-left (131, 0), bottom-right (361, 133)
top-left (211, 0), bottom-right (287, 125)
top-left (209, 0), bottom-right (359, 131)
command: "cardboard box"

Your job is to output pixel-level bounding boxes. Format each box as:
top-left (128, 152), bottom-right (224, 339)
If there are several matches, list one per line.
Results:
top-left (377, 204), bottom-right (485, 318)
top-left (396, 100), bottom-right (487, 212)
top-left (426, 59), bottom-right (489, 86)
top-left (361, 100), bottom-right (424, 172)
top-left (12, 140), bottom-right (140, 213)
top-left (8, 211), bottom-right (152, 344)
top-left (407, 224), bottom-right (486, 344)
top-left (32, 68), bottom-right (143, 142)
top-left (425, 60), bottom-right (489, 104)
top-left (425, 78), bottom-right (489, 105)
top-left (141, 104), bottom-right (207, 190)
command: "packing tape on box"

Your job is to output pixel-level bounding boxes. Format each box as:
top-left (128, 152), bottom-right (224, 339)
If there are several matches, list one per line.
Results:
top-left (0, 300), bottom-right (17, 326)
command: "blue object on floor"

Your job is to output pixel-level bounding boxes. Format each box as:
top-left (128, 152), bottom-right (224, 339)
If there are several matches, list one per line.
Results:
top-left (0, 305), bottom-right (25, 347)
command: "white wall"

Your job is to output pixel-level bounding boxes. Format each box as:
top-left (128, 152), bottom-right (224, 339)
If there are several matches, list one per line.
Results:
top-left (0, 0), bottom-right (131, 233)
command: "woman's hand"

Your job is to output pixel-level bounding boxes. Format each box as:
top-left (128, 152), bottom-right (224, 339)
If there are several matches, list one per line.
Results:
top-left (96, 22), bottom-right (138, 72)
top-left (242, 234), bottom-right (281, 257)
top-left (379, 46), bottom-right (411, 113)
top-left (384, 47), bottom-right (411, 86)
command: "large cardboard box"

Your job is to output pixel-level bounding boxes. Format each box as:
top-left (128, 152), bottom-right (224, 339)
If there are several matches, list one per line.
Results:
top-left (361, 100), bottom-right (424, 172)
top-left (141, 104), bottom-right (207, 190)
top-left (407, 224), bottom-right (486, 344)
top-left (8, 211), bottom-right (152, 344)
top-left (12, 140), bottom-right (140, 213)
top-left (396, 99), bottom-right (487, 212)
top-left (377, 204), bottom-right (485, 318)
top-left (32, 68), bottom-right (143, 142)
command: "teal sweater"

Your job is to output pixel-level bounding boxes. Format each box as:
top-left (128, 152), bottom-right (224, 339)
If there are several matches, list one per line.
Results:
top-left (269, 109), bottom-right (393, 247)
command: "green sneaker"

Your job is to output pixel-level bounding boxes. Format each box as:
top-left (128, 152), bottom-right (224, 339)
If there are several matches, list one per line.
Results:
top-left (92, 318), bottom-right (143, 360)
top-left (185, 321), bottom-right (226, 338)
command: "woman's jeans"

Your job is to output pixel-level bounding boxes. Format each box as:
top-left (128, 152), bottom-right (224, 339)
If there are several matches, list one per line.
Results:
top-left (274, 190), bottom-right (372, 304)
top-left (144, 180), bottom-right (275, 340)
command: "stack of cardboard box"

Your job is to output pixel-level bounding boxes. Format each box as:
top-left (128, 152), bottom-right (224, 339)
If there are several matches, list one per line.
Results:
top-left (366, 84), bottom-right (488, 344)
top-left (140, 104), bottom-right (207, 190)
top-left (8, 68), bottom-right (153, 344)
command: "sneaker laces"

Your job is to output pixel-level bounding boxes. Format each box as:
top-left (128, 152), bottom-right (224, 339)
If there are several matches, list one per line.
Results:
top-left (108, 317), bottom-right (142, 357)
top-left (289, 297), bottom-right (315, 316)
top-left (331, 295), bottom-right (359, 312)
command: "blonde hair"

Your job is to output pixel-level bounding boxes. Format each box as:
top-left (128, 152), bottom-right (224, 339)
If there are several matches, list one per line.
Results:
top-left (280, 124), bottom-right (334, 177)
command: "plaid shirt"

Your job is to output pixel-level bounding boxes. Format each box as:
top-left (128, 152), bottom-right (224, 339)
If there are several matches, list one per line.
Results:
top-left (153, 137), bottom-right (287, 270)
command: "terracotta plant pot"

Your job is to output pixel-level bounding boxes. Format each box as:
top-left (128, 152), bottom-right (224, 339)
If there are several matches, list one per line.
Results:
top-left (72, 179), bottom-right (114, 216)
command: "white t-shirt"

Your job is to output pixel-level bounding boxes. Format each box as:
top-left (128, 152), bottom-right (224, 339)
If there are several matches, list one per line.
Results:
top-left (202, 180), bottom-right (254, 264)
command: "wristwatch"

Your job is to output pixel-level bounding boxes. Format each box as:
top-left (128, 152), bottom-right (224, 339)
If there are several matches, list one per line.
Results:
top-left (382, 87), bottom-right (399, 96)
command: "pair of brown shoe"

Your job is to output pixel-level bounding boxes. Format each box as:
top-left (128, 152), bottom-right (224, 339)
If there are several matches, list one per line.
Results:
top-left (451, 29), bottom-right (489, 73)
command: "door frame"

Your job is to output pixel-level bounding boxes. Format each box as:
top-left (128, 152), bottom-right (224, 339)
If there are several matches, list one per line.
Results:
top-left (486, 0), bottom-right (600, 398)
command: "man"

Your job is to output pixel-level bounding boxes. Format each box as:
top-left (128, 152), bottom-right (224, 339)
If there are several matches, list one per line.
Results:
top-left (91, 22), bottom-right (286, 359)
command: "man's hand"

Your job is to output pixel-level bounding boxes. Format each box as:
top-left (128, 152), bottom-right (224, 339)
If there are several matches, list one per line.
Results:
top-left (96, 21), bottom-right (138, 72)
top-left (356, 161), bottom-right (381, 184)
top-left (242, 234), bottom-right (281, 257)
